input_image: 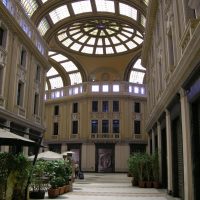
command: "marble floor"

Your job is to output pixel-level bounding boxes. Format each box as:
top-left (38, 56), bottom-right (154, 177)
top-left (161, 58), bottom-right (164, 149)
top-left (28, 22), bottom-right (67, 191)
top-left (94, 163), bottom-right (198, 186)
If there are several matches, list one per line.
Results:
top-left (31, 173), bottom-right (180, 200)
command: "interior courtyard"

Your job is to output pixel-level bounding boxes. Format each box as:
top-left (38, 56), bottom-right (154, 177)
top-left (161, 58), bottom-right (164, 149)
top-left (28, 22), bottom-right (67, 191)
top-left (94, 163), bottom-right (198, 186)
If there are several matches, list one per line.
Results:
top-left (0, 0), bottom-right (200, 199)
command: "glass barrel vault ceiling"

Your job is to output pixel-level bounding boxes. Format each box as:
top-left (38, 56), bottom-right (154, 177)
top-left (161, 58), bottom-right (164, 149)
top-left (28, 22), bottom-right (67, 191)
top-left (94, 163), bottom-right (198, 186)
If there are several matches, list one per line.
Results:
top-left (20, 0), bottom-right (148, 55)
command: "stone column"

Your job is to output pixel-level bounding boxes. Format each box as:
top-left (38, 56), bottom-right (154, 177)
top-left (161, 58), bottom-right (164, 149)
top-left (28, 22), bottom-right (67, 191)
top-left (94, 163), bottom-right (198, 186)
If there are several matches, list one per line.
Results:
top-left (157, 122), bottom-right (162, 183)
top-left (61, 143), bottom-right (67, 153)
top-left (165, 109), bottom-right (173, 193)
top-left (147, 133), bottom-right (151, 154)
top-left (23, 128), bottom-right (30, 156)
top-left (179, 88), bottom-right (193, 200)
top-left (152, 129), bottom-right (155, 154)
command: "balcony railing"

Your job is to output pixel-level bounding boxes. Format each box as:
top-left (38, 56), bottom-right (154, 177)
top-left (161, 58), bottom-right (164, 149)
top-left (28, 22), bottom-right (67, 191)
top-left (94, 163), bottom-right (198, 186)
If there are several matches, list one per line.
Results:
top-left (45, 81), bottom-right (147, 100)
top-left (133, 133), bottom-right (146, 140)
top-left (91, 133), bottom-right (120, 139)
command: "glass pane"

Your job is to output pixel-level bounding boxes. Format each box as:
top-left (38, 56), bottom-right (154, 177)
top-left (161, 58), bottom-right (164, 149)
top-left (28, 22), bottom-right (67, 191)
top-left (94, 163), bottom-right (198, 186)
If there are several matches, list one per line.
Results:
top-left (106, 47), bottom-right (114, 54)
top-left (81, 46), bottom-right (94, 54)
top-left (20, 0), bottom-right (38, 17)
top-left (102, 85), bottom-right (109, 92)
top-left (96, 47), bottom-right (104, 54)
top-left (119, 3), bottom-right (137, 20)
top-left (129, 71), bottom-right (145, 84)
top-left (62, 38), bottom-right (73, 47)
top-left (70, 43), bottom-right (82, 51)
top-left (87, 37), bottom-right (96, 45)
top-left (61, 61), bottom-right (78, 72)
top-left (38, 18), bottom-right (50, 36)
top-left (92, 85), bottom-right (99, 92)
top-left (95, 0), bottom-right (115, 13)
top-left (126, 41), bottom-right (137, 49)
top-left (51, 54), bottom-right (67, 62)
top-left (113, 85), bottom-right (119, 92)
top-left (133, 59), bottom-right (146, 70)
top-left (117, 34), bottom-right (127, 41)
top-left (58, 33), bottom-right (67, 41)
top-left (47, 67), bottom-right (58, 77)
top-left (72, 0), bottom-right (92, 14)
top-left (111, 36), bottom-right (120, 44)
top-left (49, 5), bottom-right (70, 24)
top-left (69, 72), bottom-right (82, 85)
top-left (49, 77), bottom-right (63, 89)
top-left (79, 35), bottom-right (89, 43)
top-left (115, 44), bottom-right (127, 53)
top-left (134, 36), bottom-right (143, 44)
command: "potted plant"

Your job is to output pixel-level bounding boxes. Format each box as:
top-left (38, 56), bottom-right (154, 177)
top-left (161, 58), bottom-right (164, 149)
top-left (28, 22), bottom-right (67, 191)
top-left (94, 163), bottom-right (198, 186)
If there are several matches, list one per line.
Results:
top-left (145, 154), bottom-right (153, 188)
top-left (152, 152), bottom-right (160, 188)
top-left (48, 177), bottom-right (60, 198)
top-left (29, 160), bottom-right (47, 199)
top-left (136, 153), bottom-right (146, 188)
top-left (128, 155), bottom-right (139, 186)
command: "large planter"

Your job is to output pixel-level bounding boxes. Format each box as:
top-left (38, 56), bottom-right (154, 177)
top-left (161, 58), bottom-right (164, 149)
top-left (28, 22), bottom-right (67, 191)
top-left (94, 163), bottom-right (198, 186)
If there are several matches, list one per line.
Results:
top-left (146, 181), bottom-right (152, 188)
top-left (138, 180), bottom-right (146, 188)
top-left (29, 190), bottom-right (45, 199)
top-left (48, 188), bottom-right (59, 198)
top-left (59, 186), bottom-right (65, 195)
top-left (153, 181), bottom-right (160, 188)
top-left (64, 185), bottom-right (70, 193)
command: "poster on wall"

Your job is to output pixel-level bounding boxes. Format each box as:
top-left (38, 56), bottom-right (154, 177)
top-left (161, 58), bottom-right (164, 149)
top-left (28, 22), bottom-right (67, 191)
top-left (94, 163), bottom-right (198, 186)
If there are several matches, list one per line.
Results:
top-left (71, 149), bottom-right (80, 165)
top-left (98, 148), bottom-right (112, 172)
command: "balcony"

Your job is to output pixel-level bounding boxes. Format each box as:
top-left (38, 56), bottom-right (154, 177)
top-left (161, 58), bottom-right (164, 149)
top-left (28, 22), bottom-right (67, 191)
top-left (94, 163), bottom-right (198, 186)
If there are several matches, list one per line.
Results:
top-left (133, 133), bottom-right (146, 140)
top-left (45, 81), bottom-right (147, 100)
top-left (91, 133), bottom-right (120, 140)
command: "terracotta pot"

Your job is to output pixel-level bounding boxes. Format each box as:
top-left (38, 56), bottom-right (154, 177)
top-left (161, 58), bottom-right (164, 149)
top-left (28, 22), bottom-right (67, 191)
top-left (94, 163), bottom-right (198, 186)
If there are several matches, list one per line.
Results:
top-left (59, 186), bottom-right (65, 195)
top-left (48, 188), bottom-right (59, 198)
top-left (146, 181), bottom-right (152, 188)
top-left (65, 185), bottom-right (70, 193)
top-left (138, 180), bottom-right (146, 188)
top-left (153, 181), bottom-right (160, 188)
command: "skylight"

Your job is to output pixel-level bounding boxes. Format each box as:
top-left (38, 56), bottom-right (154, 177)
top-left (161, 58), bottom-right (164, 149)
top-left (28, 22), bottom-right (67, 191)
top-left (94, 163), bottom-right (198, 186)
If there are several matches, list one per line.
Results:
top-left (20, 0), bottom-right (38, 17)
top-left (71, 0), bottom-right (92, 14)
top-left (51, 54), bottom-right (68, 62)
top-left (38, 18), bottom-right (50, 36)
top-left (49, 5), bottom-right (70, 24)
top-left (47, 67), bottom-right (58, 77)
top-left (49, 77), bottom-right (64, 89)
top-left (69, 72), bottom-right (82, 85)
top-left (129, 59), bottom-right (146, 84)
top-left (61, 61), bottom-right (78, 72)
top-left (119, 3), bottom-right (137, 20)
top-left (95, 0), bottom-right (115, 13)
top-left (57, 18), bottom-right (144, 55)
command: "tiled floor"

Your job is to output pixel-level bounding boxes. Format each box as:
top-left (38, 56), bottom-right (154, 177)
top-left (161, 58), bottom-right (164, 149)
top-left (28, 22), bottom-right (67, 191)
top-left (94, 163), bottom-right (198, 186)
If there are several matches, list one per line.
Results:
top-left (32, 173), bottom-right (179, 200)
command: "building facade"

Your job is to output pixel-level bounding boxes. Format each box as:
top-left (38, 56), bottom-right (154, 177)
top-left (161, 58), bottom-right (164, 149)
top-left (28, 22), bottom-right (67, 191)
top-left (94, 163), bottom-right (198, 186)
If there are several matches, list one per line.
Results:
top-left (142, 0), bottom-right (200, 200)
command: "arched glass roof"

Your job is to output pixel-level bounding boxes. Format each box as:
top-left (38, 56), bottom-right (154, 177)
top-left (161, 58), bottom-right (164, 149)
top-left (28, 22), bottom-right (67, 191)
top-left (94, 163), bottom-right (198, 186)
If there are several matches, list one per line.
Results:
top-left (129, 59), bottom-right (146, 84)
top-left (57, 19), bottom-right (143, 55)
top-left (20, 0), bottom-right (148, 56)
top-left (46, 51), bottom-right (83, 90)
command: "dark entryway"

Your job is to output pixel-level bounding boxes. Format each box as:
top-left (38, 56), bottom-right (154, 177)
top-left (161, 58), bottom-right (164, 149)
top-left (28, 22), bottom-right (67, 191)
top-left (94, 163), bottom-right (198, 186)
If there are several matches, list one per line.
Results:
top-left (95, 143), bottom-right (115, 172)
top-left (191, 97), bottom-right (200, 200)
top-left (171, 117), bottom-right (184, 199)
top-left (161, 128), bottom-right (167, 188)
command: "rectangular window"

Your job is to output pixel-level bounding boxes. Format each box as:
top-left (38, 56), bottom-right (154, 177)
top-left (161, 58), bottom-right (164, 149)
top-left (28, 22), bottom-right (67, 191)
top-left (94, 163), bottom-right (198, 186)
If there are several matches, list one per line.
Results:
top-left (0, 66), bottom-right (3, 95)
top-left (134, 102), bottom-right (140, 113)
top-left (0, 27), bottom-right (6, 47)
top-left (134, 120), bottom-right (141, 134)
top-left (35, 65), bottom-right (40, 82)
top-left (113, 120), bottom-right (119, 133)
top-left (17, 82), bottom-right (24, 106)
top-left (72, 121), bottom-right (78, 134)
top-left (0, 28), bottom-right (4, 46)
top-left (54, 105), bottom-right (59, 115)
top-left (102, 101), bottom-right (109, 112)
top-left (20, 49), bottom-right (27, 67)
top-left (53, 122), bottom-right (59, 135)
top-left (102, 120), bottom-right (109, 133)
top-left (113, 101), bottom-right (119, 112)
top-left (73, 102), bottom-right (78, 113)
top-left (91, 120), bottom-right (98, 133)
top-left (92, 101), bottom-right (98, 112)
top-left (33, 93), bottom-right (39, 115)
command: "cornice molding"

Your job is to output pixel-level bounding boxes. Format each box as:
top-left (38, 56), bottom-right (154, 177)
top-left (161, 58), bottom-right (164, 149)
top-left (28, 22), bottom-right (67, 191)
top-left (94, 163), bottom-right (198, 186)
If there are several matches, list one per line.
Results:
top-left (141, 0), bottom-right (158, 67)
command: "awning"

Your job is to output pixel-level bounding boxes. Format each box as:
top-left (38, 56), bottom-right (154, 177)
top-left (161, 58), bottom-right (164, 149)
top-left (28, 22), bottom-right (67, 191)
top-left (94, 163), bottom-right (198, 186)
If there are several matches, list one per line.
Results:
top-left (0, 128), bottom-right (37, 146)
top-left (28, 150), bottom-right (63, 161)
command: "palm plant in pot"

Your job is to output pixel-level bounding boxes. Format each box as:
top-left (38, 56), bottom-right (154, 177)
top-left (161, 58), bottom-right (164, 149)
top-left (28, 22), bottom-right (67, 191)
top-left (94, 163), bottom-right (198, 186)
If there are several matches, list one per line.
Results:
top-left (128, 155), bottom-right (139, 186)
top-left (137, 153), bottom-right (147, 188)
top-left (29, 160), bottom-right (47, 199)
